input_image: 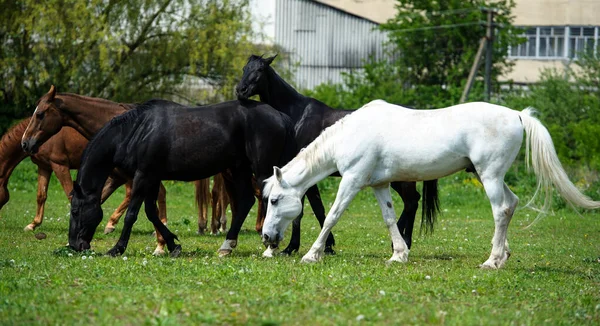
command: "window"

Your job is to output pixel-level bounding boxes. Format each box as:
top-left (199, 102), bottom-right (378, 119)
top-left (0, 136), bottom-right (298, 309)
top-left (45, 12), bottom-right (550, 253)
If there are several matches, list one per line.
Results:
top-left (509, 26), bottom-right (599, 59)
top-left (569, 27), bottom-right (597, 58)
top-left (538, 27), bottom-right (564, 57)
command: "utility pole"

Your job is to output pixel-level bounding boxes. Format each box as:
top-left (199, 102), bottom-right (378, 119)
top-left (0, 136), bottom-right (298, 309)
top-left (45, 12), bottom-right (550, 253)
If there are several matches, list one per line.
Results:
top-left (484, 8), bottom-right (495, 102)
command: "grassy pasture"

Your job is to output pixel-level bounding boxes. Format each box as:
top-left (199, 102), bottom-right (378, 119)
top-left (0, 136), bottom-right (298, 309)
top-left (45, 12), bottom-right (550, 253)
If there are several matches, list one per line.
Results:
top-left (0, 160), bottom-right (599, 325)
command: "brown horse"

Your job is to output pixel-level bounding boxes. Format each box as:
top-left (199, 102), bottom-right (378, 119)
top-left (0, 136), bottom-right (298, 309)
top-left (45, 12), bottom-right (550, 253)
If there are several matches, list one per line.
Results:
top-left (0, 118), bottom-right (133, 230)
top-left (20, 86), bottom-right (234, 253)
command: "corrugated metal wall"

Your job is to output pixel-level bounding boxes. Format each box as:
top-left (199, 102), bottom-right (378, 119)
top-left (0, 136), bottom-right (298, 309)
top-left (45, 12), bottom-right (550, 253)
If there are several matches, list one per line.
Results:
top-left (275, 0), bottom-right (389, 90)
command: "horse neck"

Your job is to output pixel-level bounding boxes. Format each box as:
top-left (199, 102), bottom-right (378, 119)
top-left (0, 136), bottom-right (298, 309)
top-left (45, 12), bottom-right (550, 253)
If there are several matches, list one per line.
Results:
top-left (281, 137), bottom-right (339, 194)
top-left (0, 119), bottom-right (31, 185)
top-left (76, 137), bottom-right (117, 198)
top-left (57, 94), bottom-right (128, 139)
top-left (260, 69), bottom-right (307, 121)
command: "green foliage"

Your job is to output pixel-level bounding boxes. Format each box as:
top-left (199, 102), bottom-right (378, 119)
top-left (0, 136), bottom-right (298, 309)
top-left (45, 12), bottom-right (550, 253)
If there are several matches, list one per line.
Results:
top-left (501, 52), bottom-right (600, 172)
top-left (0, 0), bottom-right (272, 134)
top-left (307, 0), bottom-right (521, 109)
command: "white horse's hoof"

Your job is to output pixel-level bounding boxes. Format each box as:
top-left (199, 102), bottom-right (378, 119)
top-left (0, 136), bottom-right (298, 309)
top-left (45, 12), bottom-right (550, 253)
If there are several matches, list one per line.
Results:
top-left (104, 226), bottom-right (116, 234)
top-left (23, 224), bottom-right (36, 232)
top-left (218, 249), bottom-right (232, 257)
top-left (262, 246), bottom-right (278, 258)
top-left (152, 247), bottom-right (166, 256)
top-left (301, 251), bottom-right (322, 263)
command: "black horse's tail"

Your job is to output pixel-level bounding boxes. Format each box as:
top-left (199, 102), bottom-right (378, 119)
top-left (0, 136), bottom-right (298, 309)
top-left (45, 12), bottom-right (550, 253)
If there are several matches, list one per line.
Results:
top-left (420, 180), bottom-right (440, 234)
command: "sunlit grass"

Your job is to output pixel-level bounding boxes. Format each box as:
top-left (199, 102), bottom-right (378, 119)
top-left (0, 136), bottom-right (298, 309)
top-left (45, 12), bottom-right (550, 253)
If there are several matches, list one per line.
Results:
top-left (0, 160), bottom-right (599, 325)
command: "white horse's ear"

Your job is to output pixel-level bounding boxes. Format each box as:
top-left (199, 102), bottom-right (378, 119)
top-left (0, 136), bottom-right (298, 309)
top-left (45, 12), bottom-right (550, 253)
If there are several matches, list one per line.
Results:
top-left (273, 166), bottom-right (290, 188)
top-left (274, 166), bottom-right (283, 182)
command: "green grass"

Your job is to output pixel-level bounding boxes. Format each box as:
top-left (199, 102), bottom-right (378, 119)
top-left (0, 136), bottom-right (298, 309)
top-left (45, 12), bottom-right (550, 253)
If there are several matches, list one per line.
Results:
top-left (1, 160), bottom-right (599, 325)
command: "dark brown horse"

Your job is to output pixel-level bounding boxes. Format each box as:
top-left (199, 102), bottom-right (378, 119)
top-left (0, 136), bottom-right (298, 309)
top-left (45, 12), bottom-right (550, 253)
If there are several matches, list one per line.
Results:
top-left (0, 118), bottom-right (132, 230)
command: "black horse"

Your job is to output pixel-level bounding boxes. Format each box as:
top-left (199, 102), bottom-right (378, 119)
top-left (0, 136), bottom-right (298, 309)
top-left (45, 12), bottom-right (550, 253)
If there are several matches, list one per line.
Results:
top-left (236, 54), bottom-right (440, 253)
top-left (69, 99), bottom-right (297, 256)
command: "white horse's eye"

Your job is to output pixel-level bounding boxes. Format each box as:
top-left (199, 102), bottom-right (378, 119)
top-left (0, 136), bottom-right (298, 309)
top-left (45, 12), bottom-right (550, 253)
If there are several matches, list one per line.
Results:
top-left (270, 198), bottom-right (278, 205)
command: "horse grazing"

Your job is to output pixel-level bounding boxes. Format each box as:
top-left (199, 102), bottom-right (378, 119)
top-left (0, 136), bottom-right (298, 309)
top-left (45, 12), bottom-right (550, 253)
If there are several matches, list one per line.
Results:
top-left (236, 54), bottom-right (440, 255)
top-left (261, 100), bottom-right (600, 268)
top-left (69, 99), bottom-right (296, 256)
top-left (19, 86), bottom-right (225, 253)
top-left (0, 118), bottom-right (131, 230)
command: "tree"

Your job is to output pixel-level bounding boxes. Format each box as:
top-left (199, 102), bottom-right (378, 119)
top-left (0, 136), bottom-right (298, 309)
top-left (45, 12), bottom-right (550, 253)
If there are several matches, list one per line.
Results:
top-left (0, 0), bottom-right (267, 134)
top-left (307, 0), bottom-right (523, 109)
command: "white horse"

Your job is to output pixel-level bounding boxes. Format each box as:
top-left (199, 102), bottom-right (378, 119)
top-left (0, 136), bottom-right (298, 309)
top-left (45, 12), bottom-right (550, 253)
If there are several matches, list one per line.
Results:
top-left (261, 100), bottom-right (600, 269)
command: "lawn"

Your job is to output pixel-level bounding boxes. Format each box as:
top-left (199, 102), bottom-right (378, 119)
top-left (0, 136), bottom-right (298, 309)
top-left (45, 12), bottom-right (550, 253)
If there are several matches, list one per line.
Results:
top-left (0, 160), bottom-right (599, 325)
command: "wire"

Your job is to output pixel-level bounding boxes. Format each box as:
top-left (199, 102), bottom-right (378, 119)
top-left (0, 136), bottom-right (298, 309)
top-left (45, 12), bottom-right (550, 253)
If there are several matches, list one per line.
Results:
top-left (389, 21), bottom-right (486, 33)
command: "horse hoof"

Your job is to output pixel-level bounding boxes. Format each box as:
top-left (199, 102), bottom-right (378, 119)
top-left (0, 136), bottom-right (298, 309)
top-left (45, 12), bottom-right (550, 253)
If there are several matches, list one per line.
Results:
top-left (152, 248), bottom-right (166, 256)
top-left (324, 247), bottom-right (336, 255)
top-left (218, 249), bottom-right (232, 257)
top-left (23, 224), bottom-right (36, 232)
top-left (280, 247), bottom-right (298, 256)
top-left (169, 245), bottom-right (182, 258)
top-left (262, 246), bottom-right (279, 258)
top-left (106, 247), bottom-right (122, 257)
top-left (104, 226), bottom-right (115, 234)
top-left (301, 252), bottom-right (321, 263)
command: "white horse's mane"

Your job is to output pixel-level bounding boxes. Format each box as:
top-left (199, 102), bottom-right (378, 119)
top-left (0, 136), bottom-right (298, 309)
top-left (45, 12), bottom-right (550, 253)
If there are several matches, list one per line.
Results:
top-left (262, 101), bottom-right (380, 199)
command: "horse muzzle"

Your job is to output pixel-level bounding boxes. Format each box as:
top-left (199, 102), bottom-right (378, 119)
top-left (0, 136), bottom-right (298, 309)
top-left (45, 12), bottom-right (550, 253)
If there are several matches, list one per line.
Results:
top-left (261, 232), bottom-right (282, 248)
top-left (21, 139), bottom-right (39, 154)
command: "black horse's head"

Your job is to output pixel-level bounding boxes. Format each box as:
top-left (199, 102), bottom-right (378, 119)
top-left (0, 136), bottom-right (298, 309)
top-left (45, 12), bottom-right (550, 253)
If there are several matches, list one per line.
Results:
top-left (68, 182), bottom-right (103, 251)
top-left (236, 54), bottom-right (278, 100)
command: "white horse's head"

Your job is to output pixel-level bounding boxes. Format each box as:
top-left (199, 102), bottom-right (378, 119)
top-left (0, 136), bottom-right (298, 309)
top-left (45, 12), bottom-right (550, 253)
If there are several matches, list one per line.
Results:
top-left (262, 167), bottom-right (303, 248)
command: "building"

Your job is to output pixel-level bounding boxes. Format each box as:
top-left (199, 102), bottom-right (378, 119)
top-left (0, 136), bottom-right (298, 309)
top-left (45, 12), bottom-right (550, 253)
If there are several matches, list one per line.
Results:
top-left (258, 0), bottom-right (600, 89)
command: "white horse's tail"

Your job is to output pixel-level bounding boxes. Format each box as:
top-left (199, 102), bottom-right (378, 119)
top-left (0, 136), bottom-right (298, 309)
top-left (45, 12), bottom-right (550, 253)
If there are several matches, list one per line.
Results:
top-left (519, 107), bottom-right (600, 212)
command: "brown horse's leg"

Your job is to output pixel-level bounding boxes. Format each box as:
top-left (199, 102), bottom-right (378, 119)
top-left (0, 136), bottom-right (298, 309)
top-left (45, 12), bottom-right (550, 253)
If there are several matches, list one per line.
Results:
top-left (157, 182), bottom-right (167, 224)
top-left (152, 182), bottom-right (168, 255)
top-left (24, 167), bottom-right (52, 231)
top-left (50, 162), bottom-right (74, 201)
top-left (253, 176), bottom-right (265, 233)
top-left (195, 179), bottom-right (210, 234)
top-left (211, 174), bottom-right (230, 234)
top-left (104, 179), bottom-right (132, 234)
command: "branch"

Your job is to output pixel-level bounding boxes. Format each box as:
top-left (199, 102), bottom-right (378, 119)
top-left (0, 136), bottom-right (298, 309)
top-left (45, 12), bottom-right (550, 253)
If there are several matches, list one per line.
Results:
top-left (95, 0), bottom-right (173, 95)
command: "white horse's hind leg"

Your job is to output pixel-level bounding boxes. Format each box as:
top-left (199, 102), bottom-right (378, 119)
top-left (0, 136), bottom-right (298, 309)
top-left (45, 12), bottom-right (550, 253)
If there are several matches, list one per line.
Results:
top-left (301, 177), bottom-right (361, 263)
top-left (373, 186), bottom-right (409, 263)
top-left (480, 179), bottom-right (519, 269)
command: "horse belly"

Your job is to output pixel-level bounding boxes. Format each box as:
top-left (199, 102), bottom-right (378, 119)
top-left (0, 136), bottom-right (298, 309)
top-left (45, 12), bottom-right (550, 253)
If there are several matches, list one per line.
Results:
top-left (370, 147), bottom-right (471, 184)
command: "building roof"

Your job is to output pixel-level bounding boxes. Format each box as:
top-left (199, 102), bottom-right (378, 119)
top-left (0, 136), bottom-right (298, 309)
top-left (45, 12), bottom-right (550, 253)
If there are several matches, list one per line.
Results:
top-left (314, 0), bottom-right (396, 24)
top-left (315, 0), bottom-right (600, 26)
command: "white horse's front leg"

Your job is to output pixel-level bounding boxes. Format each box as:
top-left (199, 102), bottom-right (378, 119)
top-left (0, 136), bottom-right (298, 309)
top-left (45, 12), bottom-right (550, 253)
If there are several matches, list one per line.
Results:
top-left (301, 177), bottom-right (361, 263)
top-left (373, 185), bottom-right (409, 263)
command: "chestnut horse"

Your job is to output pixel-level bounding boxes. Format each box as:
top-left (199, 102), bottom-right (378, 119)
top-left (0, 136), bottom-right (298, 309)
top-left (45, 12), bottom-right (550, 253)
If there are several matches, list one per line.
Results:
top-left (20, 86), bottom-right (221, 254)
top-left (0, 118), bottom-right (132, 230)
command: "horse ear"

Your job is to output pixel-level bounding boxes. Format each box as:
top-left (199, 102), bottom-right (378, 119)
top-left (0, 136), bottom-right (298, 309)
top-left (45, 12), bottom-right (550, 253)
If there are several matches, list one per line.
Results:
top-left (265, 54), bottom-right (278, 65)
top-left (48, 85), bottom-right (56, 100)
top-left (274, 166), bottom-right (283, 182)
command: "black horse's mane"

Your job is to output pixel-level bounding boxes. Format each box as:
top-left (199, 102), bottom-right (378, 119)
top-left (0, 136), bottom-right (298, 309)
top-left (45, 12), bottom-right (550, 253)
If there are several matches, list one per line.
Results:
top-left (80, 100), bottom-right (162, 165)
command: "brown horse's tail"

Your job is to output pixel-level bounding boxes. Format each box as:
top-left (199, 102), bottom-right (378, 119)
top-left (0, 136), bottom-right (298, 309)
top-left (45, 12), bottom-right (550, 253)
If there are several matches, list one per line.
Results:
top-left (196, 178), bottom-right (211, 214)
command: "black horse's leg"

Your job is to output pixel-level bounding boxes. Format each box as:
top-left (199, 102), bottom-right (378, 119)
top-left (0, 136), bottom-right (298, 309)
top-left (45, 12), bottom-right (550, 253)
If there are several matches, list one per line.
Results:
top-left (307, 185), bottom-right (335, 254)
top-left (217, 167), bottom-right (256, 256)
top-left (142, 181), bottom-right (181, 257)
top-left (390, 181), bottom-right (420, 250)
top-left (280, 196), bottom-right (305, 255)
top-left (106, 174), bottom-right (146, 257)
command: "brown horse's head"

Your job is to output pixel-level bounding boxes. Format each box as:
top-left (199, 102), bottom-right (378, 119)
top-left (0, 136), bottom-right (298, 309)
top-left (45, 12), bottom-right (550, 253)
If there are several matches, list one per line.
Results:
top-left (21, 85), bottom-right (63, 154)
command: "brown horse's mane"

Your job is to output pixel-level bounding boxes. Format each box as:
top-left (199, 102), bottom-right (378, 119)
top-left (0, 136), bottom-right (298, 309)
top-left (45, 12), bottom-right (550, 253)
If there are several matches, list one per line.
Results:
top-left (0, 118), bottom-right (31, 155)
top-left (57, 92), bottom-right (121, 106)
